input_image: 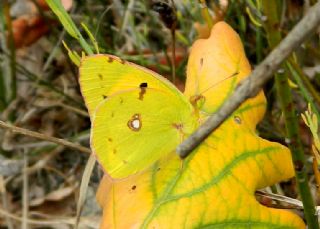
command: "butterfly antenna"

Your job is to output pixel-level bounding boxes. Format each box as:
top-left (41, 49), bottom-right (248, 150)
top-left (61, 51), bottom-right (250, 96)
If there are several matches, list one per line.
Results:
top-left (200, 71), bottom-right (239, 95)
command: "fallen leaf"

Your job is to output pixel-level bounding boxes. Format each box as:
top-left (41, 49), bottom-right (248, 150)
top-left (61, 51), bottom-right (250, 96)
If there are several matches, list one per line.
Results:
top-left (8, 0), bottom-right (72, 48)
top-left (185, 22), bottom-right (266, 131)
top-left (96, 22), bottom-right (305, 228)
top-left (12, 16), bottom-right (51, 48)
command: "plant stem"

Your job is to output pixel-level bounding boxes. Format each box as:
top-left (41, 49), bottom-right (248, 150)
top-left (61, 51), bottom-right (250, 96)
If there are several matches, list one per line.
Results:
top-left (262, 1), bottom-right (319, 228)
top-left (255, 26), bottom-right (262, 63)
top-left (0, 64), bottom-right (5, 111)
top-left (0, 4), bottom-right (7, 111)
top-left (3, 1), bottom-right (16, 103)
top-left (171, 26), bottom-right (176, 83)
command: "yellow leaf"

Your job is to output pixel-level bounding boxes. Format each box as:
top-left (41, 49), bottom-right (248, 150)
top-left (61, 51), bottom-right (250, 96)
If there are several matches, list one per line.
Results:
top-left (96, 22), bottom-right (305, 228)
top-left (185, 22), bottom-right (266, 130)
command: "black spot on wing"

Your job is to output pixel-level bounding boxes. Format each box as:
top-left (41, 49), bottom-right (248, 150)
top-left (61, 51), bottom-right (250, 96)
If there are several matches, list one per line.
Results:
top-left (139, 82), bottom-right (148, 88)
top-left (139, 82), bottom-right (147, 100)
top-left (98, 74), bottom-right (103, 80)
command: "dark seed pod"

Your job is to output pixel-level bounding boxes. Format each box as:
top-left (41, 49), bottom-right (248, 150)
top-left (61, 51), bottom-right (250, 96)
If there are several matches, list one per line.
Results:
top-left (151, 0), bottom-right (177, 29)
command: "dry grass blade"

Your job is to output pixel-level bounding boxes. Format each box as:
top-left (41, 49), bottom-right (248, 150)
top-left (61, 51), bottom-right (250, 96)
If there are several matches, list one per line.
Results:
top-left (0, 206), bottom-right (99, 228)
top-left (0, 176), bottom-right (14, 229)
top-left (256, 190), bottom-right (303, 209)
top-left (22, 152), bottom-right (28, 229)
top-left (75, 153), bottom-right (96, 229)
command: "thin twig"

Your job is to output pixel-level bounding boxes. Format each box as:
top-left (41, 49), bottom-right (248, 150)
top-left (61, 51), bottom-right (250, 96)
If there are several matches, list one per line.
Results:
top-left (53, 102), bottom-right (89, 117)
top-left (0, 120), bottom-right (91, 154)
top-left (177, 1), bottom-right (320, 158)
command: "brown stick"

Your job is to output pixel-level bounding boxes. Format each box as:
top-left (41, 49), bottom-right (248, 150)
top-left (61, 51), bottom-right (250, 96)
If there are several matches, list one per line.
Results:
top-left (0, 120), bottom-right (91, 154)
top-left (177, 1), bottom-right (320, 158)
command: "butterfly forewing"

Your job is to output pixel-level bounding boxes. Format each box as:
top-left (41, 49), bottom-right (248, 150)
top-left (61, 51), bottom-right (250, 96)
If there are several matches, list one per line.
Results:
top-left (79, 55), bottom-right (183, 118)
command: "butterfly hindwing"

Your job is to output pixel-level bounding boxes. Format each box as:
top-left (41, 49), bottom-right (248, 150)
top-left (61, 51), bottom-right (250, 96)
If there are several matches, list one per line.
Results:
top-left (92, 88), bottom-right (197, 178)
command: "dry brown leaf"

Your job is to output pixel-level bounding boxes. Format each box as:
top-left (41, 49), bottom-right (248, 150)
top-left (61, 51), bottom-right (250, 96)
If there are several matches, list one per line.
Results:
top-left (29, 185), bottom-right (76, 207)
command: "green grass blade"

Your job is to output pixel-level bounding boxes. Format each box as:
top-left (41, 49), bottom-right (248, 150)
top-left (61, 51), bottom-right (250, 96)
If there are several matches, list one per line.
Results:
top-left (45, 0), bottom-right (93, 55)
top-left (286, 61), bottom-right (320, 122)
top-left (81, 23), bottom-right (99, 54)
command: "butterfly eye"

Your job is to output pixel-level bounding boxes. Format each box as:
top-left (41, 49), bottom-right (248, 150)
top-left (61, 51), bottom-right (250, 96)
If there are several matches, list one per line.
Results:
top-left (128, 114), bottom-right (142, 131)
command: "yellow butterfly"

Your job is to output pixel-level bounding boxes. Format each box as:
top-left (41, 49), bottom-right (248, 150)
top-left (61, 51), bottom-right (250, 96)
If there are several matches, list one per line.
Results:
top-left (80, 55), bottom-right (197, 179)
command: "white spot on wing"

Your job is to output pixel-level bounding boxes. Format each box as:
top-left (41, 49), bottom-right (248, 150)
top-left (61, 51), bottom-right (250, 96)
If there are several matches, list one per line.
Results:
top-left (132, 119), bottom-right (141, 129)
top-left (127, 114), bottom-right (142, 131)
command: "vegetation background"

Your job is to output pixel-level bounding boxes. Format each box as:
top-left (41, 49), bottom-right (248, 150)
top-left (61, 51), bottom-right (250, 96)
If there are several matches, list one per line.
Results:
top-left (0, 0), bottom-right (320, 228)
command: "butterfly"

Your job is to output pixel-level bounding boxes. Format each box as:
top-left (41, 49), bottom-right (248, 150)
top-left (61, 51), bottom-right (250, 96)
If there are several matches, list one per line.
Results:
top-left (79, 55), bottom-right (201, 179)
